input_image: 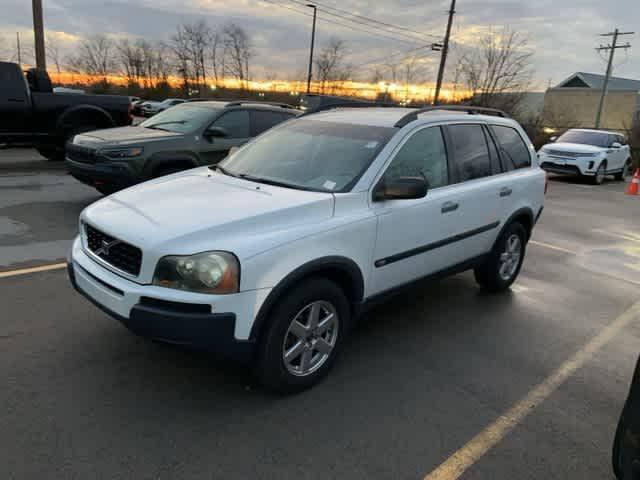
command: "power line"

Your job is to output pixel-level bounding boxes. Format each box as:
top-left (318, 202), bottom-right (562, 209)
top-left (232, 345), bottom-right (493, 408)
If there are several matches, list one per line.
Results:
top-left (594, 28), bottom-right (633, 129)
top-left (351, 44), bottom-right (438, 71)
top-left (259, 0), bottom-right (425, 46)
top-left (286, 0), bottom-right (442, 42)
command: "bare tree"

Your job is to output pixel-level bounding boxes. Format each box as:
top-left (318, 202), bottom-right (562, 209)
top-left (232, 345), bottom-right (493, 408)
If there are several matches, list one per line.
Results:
top-left (222, 23), bottom-right (252, 89)
top-left (67, 35), bottom-right (115, 80)
top-left (314, 38), bottom-right (350, 94)
top-left (208, 30), bottom-right (222, 86)
top-left (116, 38), bottom-right (144, 87)
top-left (46, 33), bottom-right (63, 74)
top-left (400, 54), bottom-right (428, 103)
top-left (459, 27), bottom-right (533, 113)
top-left (171, 25), bottom-right (194, 93)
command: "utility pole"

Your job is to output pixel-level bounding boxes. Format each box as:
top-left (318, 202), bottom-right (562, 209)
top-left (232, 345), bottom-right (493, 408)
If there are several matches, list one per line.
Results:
top-left (595, 28), bottom-right (633, 129)
top-left (16, 32), bottom-right (22, 65)
top-left (433, 0), bottom-right (456, 105)
top-left (32, 0), bottom-right (47, 70)
top-left (306, 4), bottom-right (317, 94)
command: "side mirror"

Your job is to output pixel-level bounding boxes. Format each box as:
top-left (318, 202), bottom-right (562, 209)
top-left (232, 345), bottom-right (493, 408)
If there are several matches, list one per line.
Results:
top-left (549, 136), bottom-right (558, 142)
top-left (373, 176), bottom-right (428, 202)
top-left (205, 126), bottom-right (229, 139)
top-left (611, 142), bottom-right (622, 149)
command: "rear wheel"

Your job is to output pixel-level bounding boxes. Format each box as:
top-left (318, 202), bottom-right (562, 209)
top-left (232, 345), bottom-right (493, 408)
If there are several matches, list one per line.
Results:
top-left (475, 222), bottom-right (527, 292)
top-left (255, 277), bottom-right (350, 394)
top-left (615, 160), bottom-right (632, 181)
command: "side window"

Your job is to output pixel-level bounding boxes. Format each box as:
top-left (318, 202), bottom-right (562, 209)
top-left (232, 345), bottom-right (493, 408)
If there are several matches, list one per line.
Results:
top-left (385, 126), bottom-right (448, 189)
top-left (616, 134), bottom-right (627, 146)
top-left (492, 125), bottom-right (532, 170)
top-left (212, 110), bottom-right (250, 138)
top-left (251, 111), bottom-right (285, 136)
top-left (484, 126), bottom-right (503, 174)
top-left (447, 124), bottom-right (492, 182)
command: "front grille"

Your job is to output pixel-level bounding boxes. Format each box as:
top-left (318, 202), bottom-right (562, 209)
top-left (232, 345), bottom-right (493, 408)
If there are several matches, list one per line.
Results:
top-left (544, 150), bottom-right (583, 158)
top-left (540, 162), bottom-right (581, 174)
top-left (67, 145), bottom-right (98, 164)
top-left (85, 224), bottom-right (142, 276)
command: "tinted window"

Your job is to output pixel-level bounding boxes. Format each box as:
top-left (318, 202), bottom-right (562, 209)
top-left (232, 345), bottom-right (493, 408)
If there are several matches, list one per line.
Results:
top-left (0, 65), bottom-right (26, 99)
top-left (385, 127), bottom-right (448, 189)
top-left (485, 127), bottom-right (503, 173)
top-left (492, 125), bottom-right (531, 170)
top-left (212, 110), bottom-right (250, 138)
top-left (252, 111), bottom-right (285, 135)
top-left (556, 130), bottom-right (609, 147)
top-left (139, 104), bottom-right (221, 133)
top-left (448, 125), bottom-right (492, 182)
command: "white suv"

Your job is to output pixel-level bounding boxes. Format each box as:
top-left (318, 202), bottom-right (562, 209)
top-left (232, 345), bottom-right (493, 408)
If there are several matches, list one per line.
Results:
top-left (68, 106), bottom-right (545, 392)
top-left (539, 128), bottom-right (632, 184)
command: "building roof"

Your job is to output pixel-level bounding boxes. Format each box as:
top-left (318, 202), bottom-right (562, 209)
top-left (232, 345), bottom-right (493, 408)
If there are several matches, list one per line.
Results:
top-left (556, 72), bottom-right (640, 91)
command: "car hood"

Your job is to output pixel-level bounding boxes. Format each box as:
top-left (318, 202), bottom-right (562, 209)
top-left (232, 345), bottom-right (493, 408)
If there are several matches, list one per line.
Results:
top-left (81, 167), bottom-right (335, 264)
top-left (542, 142), bottom-right (605, 154)
top-left (74, 126), bottom-right (183, 145)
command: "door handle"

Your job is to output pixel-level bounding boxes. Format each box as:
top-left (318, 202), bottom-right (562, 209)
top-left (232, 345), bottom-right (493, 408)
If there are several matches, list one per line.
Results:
top-left (499, 187), bottom-right (513, 198)
top-left (441, 201), bottom-right (459, 213)
top-left (7, 98), bottom-right (25, 103)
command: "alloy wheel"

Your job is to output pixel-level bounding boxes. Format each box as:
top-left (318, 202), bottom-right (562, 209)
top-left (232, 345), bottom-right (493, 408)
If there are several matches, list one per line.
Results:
top-left (499, 234), bottom-right (522, 281)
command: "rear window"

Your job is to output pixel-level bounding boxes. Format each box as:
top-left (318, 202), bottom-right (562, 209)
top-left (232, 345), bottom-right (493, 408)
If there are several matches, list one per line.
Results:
top-left (492, 125), bottom-right (531, 170)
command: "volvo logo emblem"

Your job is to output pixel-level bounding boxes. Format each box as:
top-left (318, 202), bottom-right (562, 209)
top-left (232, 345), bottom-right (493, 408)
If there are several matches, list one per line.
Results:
top-left (95, 239), bottom-right (120, 256)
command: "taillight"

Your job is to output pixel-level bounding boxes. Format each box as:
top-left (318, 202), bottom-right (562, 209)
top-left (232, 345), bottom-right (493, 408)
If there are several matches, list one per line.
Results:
top-left (544, 172), bottom-right (549, 195)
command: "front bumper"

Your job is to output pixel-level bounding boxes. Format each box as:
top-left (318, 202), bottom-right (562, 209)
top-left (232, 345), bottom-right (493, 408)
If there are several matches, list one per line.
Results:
top-left (66, 157), bottom-right (138, 190)
top-left (68, 237), bottom-right (266, 361)
top-left (539, 155), bottom-right (601, 176)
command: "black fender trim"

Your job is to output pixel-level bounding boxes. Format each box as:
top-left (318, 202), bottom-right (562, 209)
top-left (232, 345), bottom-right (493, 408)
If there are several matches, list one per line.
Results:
top-left (143, 153), bottom-right (200, 179)
top-left (57, 104), bottom-right (115, 133)
top-left (248, 256), bottom-right (365, 342)
top-left (495, 207), bottom-right (534, 248)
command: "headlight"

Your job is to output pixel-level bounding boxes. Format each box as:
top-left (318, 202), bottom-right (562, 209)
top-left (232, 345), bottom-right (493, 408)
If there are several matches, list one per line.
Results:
top-left (152, 251), bottom-right (239, 294)
top-left (101, 147), bottom-right (144, 159)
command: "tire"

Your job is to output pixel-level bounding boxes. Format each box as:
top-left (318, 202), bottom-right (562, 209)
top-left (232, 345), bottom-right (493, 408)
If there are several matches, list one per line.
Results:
top-left (474, 222), bottom-right (527, 292)
top-left (591, 161), bottom-right (607, 185)
top-left (612, 418), bottom-right (623, 479)
top-left (36, 145), bottom-right (64, 161)
top-left (614, 160), bottom-right (632, 181)
top-left (254, 277), bottom-right (350, 394)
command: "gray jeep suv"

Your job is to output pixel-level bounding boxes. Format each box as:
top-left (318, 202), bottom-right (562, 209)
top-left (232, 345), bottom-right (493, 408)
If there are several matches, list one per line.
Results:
top-left (66, 101), bottom-right (300, 194)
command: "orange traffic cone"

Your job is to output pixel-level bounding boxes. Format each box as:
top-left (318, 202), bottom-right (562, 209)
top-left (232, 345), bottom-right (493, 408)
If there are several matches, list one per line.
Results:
top-left (626, 169), bottom-right (640, 196)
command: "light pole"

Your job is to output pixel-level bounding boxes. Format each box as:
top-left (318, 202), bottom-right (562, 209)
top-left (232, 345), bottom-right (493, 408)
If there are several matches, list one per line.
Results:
top-left (306, 4), bottom-right (317, 94)
top-left (32, 0), bottom-right (46, 70)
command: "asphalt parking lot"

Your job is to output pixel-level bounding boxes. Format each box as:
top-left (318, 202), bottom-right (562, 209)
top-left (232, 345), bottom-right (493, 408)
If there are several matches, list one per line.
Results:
top-left (1, 149), bottom-right (639, 479)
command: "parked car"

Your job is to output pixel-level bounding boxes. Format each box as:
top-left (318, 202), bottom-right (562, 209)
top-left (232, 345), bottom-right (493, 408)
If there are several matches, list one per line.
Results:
top-left (142, 98), bottom-right (185, 116)
top-left (538, 128), bottom-right (632, 184)
top-left (66, 100), bottom-right (300, 194)
top-left (67, 105), bottom-right (545, 393)
top-left (0, 61), bottom-right (132, 160)
top-left (613, 355), bottom-right (640, 479)
top-left (131, 99), bottom-right (147, 116)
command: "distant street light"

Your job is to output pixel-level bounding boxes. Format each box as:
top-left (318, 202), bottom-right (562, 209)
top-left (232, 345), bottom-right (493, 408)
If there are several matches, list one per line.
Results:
top-left (306, 4), bottom-right (317, 95)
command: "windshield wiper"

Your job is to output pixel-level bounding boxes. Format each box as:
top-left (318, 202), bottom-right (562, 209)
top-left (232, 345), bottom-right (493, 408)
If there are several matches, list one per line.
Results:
top-left (210, 164), bottom-right (240, 178)
top-left (144, 120), bottom-right (187, 130)
top-left (236, 174), bottom-right (317, 192)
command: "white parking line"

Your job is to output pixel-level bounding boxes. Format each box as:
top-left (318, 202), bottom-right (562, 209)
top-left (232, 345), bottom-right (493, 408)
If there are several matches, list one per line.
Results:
top-left (423, 297), bottom-right (640, 480)
top-left (0, 262), bottom-right (67, 279)
top-left (529, 240), bottom-right (577, 255)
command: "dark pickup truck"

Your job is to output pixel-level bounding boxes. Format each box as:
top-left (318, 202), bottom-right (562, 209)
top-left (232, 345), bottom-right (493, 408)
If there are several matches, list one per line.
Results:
top-left (0, 61), bottom-right (132, 160)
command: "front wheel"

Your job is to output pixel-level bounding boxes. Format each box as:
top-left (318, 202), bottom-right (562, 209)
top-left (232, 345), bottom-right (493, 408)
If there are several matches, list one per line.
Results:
top-left (475, 222), bottom-right (527, 292)
top-left (255, 278), bottom-right (350, 394)
top-left (591, 161), bottom-right (607, 185)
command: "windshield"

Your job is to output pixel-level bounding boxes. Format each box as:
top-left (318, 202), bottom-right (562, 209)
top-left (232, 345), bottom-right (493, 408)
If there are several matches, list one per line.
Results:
top-left (140, 104), bottom-right (219, 133)
top-left (556, 130), bottom-right (609, 147)
top-left (218, 120), bottom-right (396, 192)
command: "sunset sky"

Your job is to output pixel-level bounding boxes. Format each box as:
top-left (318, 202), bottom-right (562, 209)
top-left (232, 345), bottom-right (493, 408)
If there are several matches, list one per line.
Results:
top-left (1, 0), bottom-right (638, 89)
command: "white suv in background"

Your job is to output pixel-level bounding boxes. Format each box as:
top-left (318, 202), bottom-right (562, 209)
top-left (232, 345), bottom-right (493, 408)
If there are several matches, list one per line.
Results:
top-left (539, 129), bottom-right (632, 184)
top-left (68, 106), bottom-right (546, 393)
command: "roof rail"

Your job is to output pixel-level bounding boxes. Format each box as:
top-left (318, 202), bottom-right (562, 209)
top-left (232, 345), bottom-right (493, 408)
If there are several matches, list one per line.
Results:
top-left (302, 102), bottom-right (395, 116)
top-left (394, 106), bottom-right (509, 128)
top-left (225, 100), bottom-right (298, 110)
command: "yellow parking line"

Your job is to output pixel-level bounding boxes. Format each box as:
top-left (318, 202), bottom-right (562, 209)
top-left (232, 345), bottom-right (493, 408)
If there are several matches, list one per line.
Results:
top-left (529, 240), bottom-right (577, 255)
top-left (423, 297), bottom-right (640, 480)
top-left (0, 262), bottom-right (67, 279)
top-left (594, 229), bottom-right (640, 244)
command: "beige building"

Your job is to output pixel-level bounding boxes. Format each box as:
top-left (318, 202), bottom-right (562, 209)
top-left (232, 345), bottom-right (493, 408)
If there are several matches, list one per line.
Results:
top-left (542, 72), bottom-right (640, 131)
